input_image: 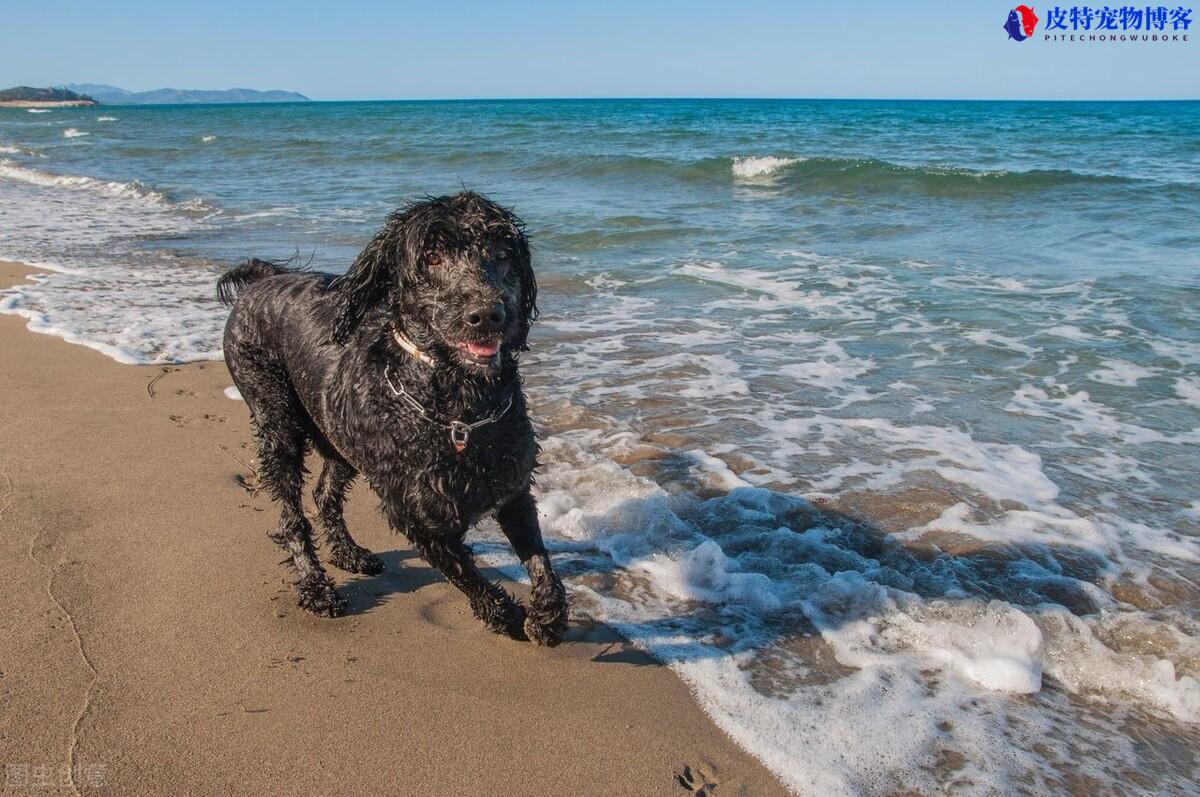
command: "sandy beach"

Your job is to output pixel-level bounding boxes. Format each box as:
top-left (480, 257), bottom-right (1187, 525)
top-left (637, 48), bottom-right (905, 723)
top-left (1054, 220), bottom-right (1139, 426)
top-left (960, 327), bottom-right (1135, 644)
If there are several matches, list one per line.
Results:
top-left (0, 259), bottom-right (787, 795)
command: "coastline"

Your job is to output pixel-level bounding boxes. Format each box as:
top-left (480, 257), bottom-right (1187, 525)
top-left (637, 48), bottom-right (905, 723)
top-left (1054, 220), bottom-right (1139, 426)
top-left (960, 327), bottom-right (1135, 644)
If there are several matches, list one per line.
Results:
top-left (0, 259), bottom-right (786, 795)
top-left (0, 100), bottom-right (98, 108)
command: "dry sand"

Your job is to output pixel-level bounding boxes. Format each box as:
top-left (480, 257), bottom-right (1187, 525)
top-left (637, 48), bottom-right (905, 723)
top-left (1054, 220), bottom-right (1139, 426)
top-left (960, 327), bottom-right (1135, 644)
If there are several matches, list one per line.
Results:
top-left (0, 260), bottom-right (787, 796)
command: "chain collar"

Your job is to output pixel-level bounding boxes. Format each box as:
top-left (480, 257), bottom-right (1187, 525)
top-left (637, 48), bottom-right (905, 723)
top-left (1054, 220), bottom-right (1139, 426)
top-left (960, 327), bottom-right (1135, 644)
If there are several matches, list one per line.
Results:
top-left (383, 365), bottom-right (513, 453)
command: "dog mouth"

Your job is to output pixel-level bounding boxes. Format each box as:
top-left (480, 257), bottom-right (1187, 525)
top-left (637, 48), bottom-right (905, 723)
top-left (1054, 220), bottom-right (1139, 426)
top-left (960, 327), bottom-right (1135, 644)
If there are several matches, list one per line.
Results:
top-left (455, 339), bottom-right (501, 366)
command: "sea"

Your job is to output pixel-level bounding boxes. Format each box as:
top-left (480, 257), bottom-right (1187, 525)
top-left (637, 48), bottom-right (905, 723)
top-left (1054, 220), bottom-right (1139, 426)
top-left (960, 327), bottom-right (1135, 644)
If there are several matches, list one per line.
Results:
top-left (1, 99), bottom-right (1198, 795)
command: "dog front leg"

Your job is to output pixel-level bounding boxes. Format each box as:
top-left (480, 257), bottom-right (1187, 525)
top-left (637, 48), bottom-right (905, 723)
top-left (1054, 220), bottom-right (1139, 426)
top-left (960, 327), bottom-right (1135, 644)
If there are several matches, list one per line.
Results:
top-left (406, 531), bottom-right (527, 640)
top-left (496, 489), bottom-right (568, 646)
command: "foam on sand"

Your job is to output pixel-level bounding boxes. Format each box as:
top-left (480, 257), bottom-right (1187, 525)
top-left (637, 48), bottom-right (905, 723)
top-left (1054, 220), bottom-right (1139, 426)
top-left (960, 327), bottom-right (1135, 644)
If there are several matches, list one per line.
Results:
top-left (472, 429), bottom-right (1200, 794)
top-left (0, 160), bottom-right (223, 363)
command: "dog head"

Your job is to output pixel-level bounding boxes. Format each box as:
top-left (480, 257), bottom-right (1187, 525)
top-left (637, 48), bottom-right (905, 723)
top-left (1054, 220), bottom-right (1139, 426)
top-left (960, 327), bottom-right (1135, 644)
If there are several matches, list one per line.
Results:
top-left (332, 192), bottom-right (537, 374)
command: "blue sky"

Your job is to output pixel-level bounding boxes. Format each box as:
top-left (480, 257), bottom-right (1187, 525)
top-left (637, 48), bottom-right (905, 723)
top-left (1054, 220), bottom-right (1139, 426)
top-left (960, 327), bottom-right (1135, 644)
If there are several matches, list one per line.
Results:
top-left (2, 1), bottom-right (1196, 99)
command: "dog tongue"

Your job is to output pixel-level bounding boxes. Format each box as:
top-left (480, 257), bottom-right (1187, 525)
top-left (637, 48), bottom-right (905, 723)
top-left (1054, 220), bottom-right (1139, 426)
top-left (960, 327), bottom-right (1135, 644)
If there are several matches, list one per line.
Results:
top-left (464, 340), bottom-right (499, 357)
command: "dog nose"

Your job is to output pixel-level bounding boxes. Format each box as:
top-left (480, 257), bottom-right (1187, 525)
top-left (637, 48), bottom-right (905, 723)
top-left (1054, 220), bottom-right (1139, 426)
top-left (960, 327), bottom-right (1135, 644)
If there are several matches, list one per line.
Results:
top-left (464, 302), bottom-right (506, 333)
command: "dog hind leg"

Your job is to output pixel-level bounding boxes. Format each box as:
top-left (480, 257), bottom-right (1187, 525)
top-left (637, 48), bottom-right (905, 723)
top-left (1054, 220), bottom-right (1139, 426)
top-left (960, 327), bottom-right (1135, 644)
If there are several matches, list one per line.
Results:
top-left (313, 457), bottom-right (383, 575)
top-left (240, 362), bottom-right (346, 617)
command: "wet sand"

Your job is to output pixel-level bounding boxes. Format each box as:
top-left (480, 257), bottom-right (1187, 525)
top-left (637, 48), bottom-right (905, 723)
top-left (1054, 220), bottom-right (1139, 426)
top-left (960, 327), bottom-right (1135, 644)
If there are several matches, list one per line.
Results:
top-left (0, 259), bottom-right (786, 795)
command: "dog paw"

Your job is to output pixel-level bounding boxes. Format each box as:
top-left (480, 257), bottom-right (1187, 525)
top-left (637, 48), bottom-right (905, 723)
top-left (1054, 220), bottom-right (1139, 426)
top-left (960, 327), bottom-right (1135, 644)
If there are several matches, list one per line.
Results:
top-left (296, 574), bottom-right (346, 618)
top-left (328, 543), bottom-right (384, 575)
top-left (524, 603), bottom-right (568, 647)
top-left (526, 563), bottom-right (568, 646)
top-left (473, 589), bottom-right (528, 640)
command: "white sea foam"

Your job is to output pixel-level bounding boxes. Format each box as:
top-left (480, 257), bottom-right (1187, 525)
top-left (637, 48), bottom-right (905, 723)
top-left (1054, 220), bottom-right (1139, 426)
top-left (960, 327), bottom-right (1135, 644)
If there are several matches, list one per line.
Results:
top-left (26, 108), bottom-right (50, 113)
top-left (963, 328), bottom-right (1041, 356)
top-left (1149, 337), bottom-right (1200, 366)
top-left (230, 206), bottom-right (299, 221)
top-left (675, 260), bottom-right (877, 320)
top-left (1008, 383), bottom-right (1200, 446)
top-left (0, 161), bottom-right (223, 363)
top-left (200, 134), bottom-right (216, 143)
top-left (63, 128), bottom-right (89, 138)
top-left (472, 429), bottom-right (1200, 794)
top-left (0, 158), bottom-right (170, 205)
top-left (1175, 375), bottom-right (1200, 407)
top-left (1044, 324), bottom-right (1095, 341)
top-left (778, 340), bottom-right (876, 391)
top-left (97, 116), bottom-right (118, 122)
top-left (732, 155), bottom-right (799, 179)
top-left (1087, 357), bottom-right (1158, 386)
top-left (685, 449), bottom-right (753, 491)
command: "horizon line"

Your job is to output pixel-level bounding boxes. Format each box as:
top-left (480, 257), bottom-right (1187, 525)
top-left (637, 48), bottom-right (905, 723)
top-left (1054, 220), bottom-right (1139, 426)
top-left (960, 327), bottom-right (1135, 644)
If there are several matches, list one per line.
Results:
top-left (37, 85), bottom-right (1200, 104)
top-left (313, 95), bottom-right (1199, 102)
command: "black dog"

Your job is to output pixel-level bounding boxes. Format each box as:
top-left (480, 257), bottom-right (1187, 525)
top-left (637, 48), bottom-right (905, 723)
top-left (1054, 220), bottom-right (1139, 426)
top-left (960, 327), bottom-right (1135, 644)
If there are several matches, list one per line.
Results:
top-left (217, 192), bottom-right (568, 645)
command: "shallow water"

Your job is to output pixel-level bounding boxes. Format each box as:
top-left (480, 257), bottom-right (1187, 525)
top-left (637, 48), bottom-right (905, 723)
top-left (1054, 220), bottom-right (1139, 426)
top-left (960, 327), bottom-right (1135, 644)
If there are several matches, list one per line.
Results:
top-left (2, 99), bottom-right (1198, 794)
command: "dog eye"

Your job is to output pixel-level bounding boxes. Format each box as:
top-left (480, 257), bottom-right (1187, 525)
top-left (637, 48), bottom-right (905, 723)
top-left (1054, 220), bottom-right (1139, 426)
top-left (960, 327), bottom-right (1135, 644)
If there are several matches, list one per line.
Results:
top-left (494, 248), bottom-right (511, 262)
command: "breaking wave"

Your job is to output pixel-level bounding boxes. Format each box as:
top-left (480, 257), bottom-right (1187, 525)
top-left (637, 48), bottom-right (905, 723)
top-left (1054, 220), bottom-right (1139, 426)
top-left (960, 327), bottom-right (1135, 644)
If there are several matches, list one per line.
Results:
top-left (519, 152), bottom-right (1172, 198)
top-left (0, 158), bottom-right (212, 211)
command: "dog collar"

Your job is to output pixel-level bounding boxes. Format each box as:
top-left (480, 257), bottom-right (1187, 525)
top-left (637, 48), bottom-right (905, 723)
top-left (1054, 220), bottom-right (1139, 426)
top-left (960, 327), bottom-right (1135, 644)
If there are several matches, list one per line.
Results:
top-left (392, 329), bottom-right (437, 368)
top-left (383, 365), bottom-right (513, 453)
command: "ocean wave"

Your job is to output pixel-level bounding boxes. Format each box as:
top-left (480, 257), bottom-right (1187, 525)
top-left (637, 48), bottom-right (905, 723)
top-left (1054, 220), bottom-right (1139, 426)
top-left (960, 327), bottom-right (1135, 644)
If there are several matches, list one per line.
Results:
top-left (228, 205), bottom-right (301, 221)
top-left (97, 116), bottom-right (118, 122)
top-left (764, 157), bottom-right (1152, 196)
top-left (731, 155), bottom-right (801, 179)
top-left (63, 128), bottom-right (89, 138)
top-left (520, 151), bottom-right (1166, 197)
top-left (26, 108), bottom-right (50, 114)
top-left (0, 158), bottom-right (215, 213)
top-left (200, 134), bottom-right (216, 143)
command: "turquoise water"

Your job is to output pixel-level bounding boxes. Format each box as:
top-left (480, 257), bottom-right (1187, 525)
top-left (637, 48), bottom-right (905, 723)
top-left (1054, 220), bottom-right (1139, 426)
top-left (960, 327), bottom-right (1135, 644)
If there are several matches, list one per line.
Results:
top-left (2, 100), bottom-right (1199, 794)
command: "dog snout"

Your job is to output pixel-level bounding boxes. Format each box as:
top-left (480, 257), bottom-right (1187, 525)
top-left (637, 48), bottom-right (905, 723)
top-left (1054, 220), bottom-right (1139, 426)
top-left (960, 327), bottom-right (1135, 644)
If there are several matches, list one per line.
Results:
top-left (464, 301), bottom-right (506, 334)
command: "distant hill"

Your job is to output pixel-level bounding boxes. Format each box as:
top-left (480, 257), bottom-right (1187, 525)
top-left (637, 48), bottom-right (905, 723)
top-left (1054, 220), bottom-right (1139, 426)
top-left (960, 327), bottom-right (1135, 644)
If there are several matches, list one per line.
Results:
top-left (64, 84), bottom-right (309, 105)
top-left (0, 86), bottom-right (98, 106)
top-left (65, 83), bottom-right (130, 99)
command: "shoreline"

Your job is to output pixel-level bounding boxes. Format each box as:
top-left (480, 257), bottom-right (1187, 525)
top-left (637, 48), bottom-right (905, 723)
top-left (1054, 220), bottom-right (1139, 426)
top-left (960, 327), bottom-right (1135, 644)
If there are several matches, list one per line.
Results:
top-left (0, 100), bottom-right (98, 108)
top-left (0, 259), bottom-right (786, 795)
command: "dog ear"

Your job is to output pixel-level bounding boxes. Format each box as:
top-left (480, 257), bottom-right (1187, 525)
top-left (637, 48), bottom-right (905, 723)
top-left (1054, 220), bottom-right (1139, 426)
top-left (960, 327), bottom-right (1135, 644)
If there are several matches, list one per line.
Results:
top-left (512, 233), bottom-right (538, 351)
top-left (330, 216), bottom-right (404, 344)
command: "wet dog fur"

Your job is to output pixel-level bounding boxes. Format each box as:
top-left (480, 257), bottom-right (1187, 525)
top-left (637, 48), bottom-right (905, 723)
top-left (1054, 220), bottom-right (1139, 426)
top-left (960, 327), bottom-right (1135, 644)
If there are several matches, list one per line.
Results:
top-left (218, 191), bottom-right (568, 645)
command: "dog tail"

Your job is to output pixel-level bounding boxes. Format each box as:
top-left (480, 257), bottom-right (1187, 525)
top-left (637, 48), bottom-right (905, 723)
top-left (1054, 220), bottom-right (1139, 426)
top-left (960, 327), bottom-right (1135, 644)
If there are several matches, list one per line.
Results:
top-left (216, 258), bottom-right (290, 305)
